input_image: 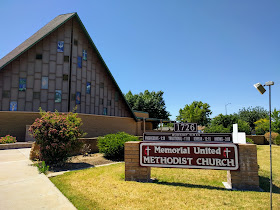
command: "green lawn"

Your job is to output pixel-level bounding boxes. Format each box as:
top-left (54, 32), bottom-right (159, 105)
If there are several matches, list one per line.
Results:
top-left (50, 145), bottom-right (280, 209)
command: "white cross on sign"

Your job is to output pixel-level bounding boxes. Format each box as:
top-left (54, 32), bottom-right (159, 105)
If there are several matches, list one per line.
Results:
top-left (145, 146), bottom-right (151, 156)
top-left (223, 148), bottom-right (231, 158)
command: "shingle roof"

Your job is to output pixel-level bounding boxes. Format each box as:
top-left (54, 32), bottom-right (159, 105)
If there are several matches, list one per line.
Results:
top-left (0, 12), bottom-right (138, 121)
top-left (0, 12), bottom-right (76, 70)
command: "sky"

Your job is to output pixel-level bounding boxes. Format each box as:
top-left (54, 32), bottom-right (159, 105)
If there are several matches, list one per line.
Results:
top-left (0, 0), bottom-right (279, 120)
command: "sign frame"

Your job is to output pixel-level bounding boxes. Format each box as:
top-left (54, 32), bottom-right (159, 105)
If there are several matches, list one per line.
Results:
top-left (140, 142), bottom-right (239, 170)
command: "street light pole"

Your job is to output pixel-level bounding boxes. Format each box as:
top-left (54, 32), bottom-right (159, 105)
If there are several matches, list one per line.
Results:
top-left (268, 84), bottom-right (272, 210)
top-left (254, 81), bottom-right (274, 210)
top-left (225, 103), bottom-right (231, 115)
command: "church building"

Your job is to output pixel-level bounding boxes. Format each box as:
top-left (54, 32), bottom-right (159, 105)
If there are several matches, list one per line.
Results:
top-left (0, 13), bottom-right (147, 141)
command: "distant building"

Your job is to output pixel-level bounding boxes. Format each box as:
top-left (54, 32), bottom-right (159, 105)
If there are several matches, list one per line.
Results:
top-left (0, 13), bottom-right (144, 140)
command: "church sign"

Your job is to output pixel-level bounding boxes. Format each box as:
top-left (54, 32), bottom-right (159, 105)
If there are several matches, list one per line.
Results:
top-left (140, 142), bottom-right (239, 170)
top-left (143, 132), bottom-right (232, 142)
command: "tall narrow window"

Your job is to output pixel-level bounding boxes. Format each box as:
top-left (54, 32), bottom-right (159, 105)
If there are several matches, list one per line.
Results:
top-left (10, 101), bottom-right (17, 111)
top-left (115, 92), bottom-right (119, 102)
top-left (19, 78), bottom-right (26, 91)
top-left (77, 57), bottom-right (82, 68)
top-left (86, 82), bottom-right (91, 94)
top-left (82, 50), bottom-right (87, 60)
top-left (41, 77), bottom-right (48, 89)
top-left (57, 41), bottom-right (64, 52)
top-left (36, 54), bottom-right (42, 60)
top-left (76, 92), bottom-right (81, 104)
top-left (63, 74), bottom-right (69, 81)
top-left (103, 107), bottom-right (107, 115)
top-left (64, 56), bottom-right (69, 62)
top-left (55, 90), bottom-right (62, 103)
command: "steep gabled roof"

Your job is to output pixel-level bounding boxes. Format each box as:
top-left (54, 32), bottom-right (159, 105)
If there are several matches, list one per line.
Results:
top-left (0, 13), bottom-right (138, 121)
top-left (0, 13), bottom-right (76, 70)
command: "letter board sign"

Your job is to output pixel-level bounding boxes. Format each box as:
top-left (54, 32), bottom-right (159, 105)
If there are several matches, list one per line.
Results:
top-left (143, 132), bottom-right (232, 143)
top-left (140, 142), bottom-right (239, 170)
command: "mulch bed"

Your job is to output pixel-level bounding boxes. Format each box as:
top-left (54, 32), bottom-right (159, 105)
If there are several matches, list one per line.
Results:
top-left (49, 153), bottom-right (120, 172)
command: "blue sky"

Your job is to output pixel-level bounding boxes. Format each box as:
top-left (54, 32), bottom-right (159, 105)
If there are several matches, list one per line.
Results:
top-left (1, 0), bottom-right (279, 120)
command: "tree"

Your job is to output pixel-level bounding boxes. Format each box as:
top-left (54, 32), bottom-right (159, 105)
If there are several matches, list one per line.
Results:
top-left (238, 106), bottom-right (268, 131)
top-left (254, 118), bottom-right (269, 135)
top-left (204, 124), bottom-right (231, 133)
top-left (176, 101), bottom-right (212, 126)
top-left (205, 114), bottom-right (250, 134)
top-left (211, 114), bottom-right (238, 129)
top-left (125, 90), bottom-right (170, 128)
top-left (272, 108), bottom-right (280, 134)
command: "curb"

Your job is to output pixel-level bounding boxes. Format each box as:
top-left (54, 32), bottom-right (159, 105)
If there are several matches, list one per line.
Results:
top-left (0, 142), bottom-right (33, 150)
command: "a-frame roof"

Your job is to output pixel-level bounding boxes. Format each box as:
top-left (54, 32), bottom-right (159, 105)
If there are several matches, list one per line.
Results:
top-left (0, 13), bottom-right (76, 70)
top-left (0, 12), bottom-right (138, 121)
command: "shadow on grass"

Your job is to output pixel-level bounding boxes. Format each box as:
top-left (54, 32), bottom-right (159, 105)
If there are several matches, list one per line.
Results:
top-left (50, 162), bottom-right (94, 172)
top-left (153, 176), bottom-right (280, 194)
top-left (259, 176), bottom-right (280, 194)
top-left (152, 180), bottom-right (227, 191)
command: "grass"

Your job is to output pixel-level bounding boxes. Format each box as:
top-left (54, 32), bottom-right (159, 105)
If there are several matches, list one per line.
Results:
top-left (50, 145), bottom-right (280, 209)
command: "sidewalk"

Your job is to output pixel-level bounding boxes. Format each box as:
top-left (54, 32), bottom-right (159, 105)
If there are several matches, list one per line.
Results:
top-left (0, 148), bottom-right (76, 210)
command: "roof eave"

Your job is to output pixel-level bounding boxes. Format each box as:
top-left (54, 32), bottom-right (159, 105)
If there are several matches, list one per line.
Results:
top-left (0, 13), bottom-right (77, 71)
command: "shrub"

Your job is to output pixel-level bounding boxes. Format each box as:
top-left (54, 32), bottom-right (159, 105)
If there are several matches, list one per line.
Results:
top-left (0, 135), bottom-right (17, 144)
top-left (98, 132), bottom-right (139, 160)
top-left (246, 137), bottom-right (254, 144)
top-left (29, 108), bottom-right (85, 165)
top-left (35, 161), bottom-right (49, 174)
top-left (264, 132), bottom-right (279, 144)
top-left (274, 135), bottom-right (280, 145)
top-left (204, 125), bottom-right (231, 133)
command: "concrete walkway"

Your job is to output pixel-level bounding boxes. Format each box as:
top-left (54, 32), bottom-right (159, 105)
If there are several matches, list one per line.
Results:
top-left (0, 148), bottom-right (76, 210)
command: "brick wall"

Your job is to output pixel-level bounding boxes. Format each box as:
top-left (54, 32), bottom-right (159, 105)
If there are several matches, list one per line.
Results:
top-left (77, 113), bottom-right (138, 137)
top-left (246, 135), bottom-right (266, 145)
top-left (0, 111), bottom-right (141, 142)
top-left (125, 141), bottom-right (151, 181)
top-left (227, 144), bottom-right (259, 190)
top-left (0, 112), bottom-right (40, 141)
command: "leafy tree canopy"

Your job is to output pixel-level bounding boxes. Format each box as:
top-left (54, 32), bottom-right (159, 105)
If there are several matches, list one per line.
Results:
top-left (176, 101), bottom-right (212, 126)
top-left (211, 114), bottom-right (239, 128)
top-left (238, 106), bottom-right (268, 130)
top-left (125, 90), bottom-right (170, 127)
top-left (205, 114), bottom-right (250, 134)
top-left (254, 118), bottom-right (269, 135)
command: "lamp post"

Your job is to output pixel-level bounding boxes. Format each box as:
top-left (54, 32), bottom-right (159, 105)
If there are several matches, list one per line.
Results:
top-left (254, 81), bottom-right (274, 210)
top-left (225, 103), bottom-right (231, 115)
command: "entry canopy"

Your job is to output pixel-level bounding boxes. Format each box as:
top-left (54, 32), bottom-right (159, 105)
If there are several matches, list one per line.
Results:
top-left (136, 117), bottom-right (175, 123)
